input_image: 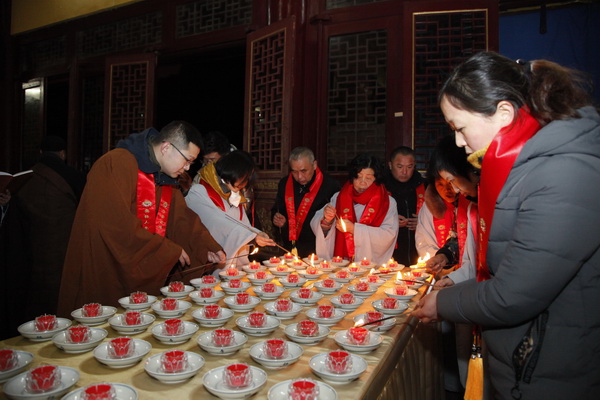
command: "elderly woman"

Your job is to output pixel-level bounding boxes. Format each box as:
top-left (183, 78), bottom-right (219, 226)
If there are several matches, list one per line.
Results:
top-left (186, 150), bottom-right (275, 269)
top-left (311, 154), bottom-right (398, 265)
top-left (414, 52), bottom-right (600, 399)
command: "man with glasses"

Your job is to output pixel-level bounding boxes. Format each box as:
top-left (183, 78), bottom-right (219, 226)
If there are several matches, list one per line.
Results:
top-left (58, 121), bottom-right (225, 316)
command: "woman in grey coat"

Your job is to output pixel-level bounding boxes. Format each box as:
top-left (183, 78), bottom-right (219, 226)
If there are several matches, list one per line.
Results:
top-left (413, 51), bottom-right (600, 399)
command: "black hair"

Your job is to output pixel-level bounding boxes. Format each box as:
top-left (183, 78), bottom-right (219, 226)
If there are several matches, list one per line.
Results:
top-left (426, 135), bottom-right (476, 185)
top-left (215, 150), bottom-right (256, 186)
top-left (153, 120), bottom-right (203, 150)
top-left (203, 131), bottom-right (232, 156)
top-left (347, 153), bottom-right (385, 184)
top-left (388, 146), bottom-right (414, 162)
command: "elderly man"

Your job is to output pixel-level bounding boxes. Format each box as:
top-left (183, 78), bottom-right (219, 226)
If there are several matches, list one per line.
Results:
top-left (58, 121), bottom-right (225, 316)
top-left (272, 147), bottom-right (340, 257)
top-left (383, 146), bottom-right (427, 266)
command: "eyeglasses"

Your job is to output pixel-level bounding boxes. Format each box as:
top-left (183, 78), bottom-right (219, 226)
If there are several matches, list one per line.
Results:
top-left (167, 142), bottom-right (194, 166)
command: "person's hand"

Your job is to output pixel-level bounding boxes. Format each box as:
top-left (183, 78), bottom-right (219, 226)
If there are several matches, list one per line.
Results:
top-left (255, 232), bottom-right (276, 247)
top-left (177, 172), bottom-right (192, 194)
top-left (434, 276), bottom-right (455, 290)
top-left (412, 290), bottom-right (439, 323)
top-left (406, 214), bottom-right (418, 230)
top-left (425, 254), bottom-right (448, 274)
top-left (398, 215), bottom-right (409, 228)
top-left (179, 249), bottom-right (191, 266)
top-left (0, 190), bottom-right (11, 207)
top-left (208, 250), bottom-right (226, 264)
top-left (336, 218), bottom-right (354, 234)
top-left (322, 204), bottom-right (336, 223)
top-left (273, 212), bottom-right (286, 228)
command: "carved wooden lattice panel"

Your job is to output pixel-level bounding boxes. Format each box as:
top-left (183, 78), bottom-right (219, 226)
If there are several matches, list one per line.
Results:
top-left (413, 10), bottom-right (488, 170)
top-left (19, 36), bottom-right (66, 73)
top-left (327, 30), bottom-right (388, 173)
top-left (246, 26), bottom-right (289, 173)
top-left (106, 56), bottom-right (155, 150)
top-left (76, 12), bottom-right (162, 59)
top-left (176, 0), bottom-right (252, 37)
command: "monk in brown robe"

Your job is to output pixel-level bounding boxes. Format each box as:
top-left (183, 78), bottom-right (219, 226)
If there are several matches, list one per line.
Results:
top-left (57, 121), bottom-right (225, 316)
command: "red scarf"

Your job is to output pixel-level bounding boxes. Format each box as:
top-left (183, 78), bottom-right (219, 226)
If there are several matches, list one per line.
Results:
top-left (334, 182), bottom-right (390, 259)
top-left (199, 179), bottom-right (244, 220)
top-left (285, 167), bottom-right (324, 242)
top-left (416, 184), bottom-right (426, 214)
top-left (136, 171), bottom-right (173, 236)
top-left (477, 108), bottom-right (540, 281)
top-left (433, 200), bottom-right (455, 248)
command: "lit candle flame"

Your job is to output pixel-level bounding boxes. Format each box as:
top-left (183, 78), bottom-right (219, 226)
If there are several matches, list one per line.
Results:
top-left (250, 247), bottom-right (259, 255)
top-left (339, 217), bottom-right (347, 232)
top-left (354, 318), bottom-right (364, 327)
top-left (369, 268), bottom-right (376, 275)
top-left (396, 271), bottom-right (402, 280)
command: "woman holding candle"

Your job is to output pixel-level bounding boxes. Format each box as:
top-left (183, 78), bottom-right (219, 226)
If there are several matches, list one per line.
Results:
top-left (311, 153), bottom-right (398, 265)
top-left (413, 52), bottom-right (600, 399)
top-left (186, 150), bottom-right (275, 271)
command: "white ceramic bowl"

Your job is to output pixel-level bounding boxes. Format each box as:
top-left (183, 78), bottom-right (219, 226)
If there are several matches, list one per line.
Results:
top-left (309, 352), bottom-right (368, 384)
top-left (302, 256), bottom-right (325, 265)
top-left (277, 276), bottom-right (307, 288)
top-left (189, 277), bottom-right (221, 289)
top-left (268, 266), bottom-right (294, 276)
top-left (151, 299), bottom-right (192, 318)
top-left (220, 281), bottom-right (252, 295)
top-left (346, 267), bottom-right (368, 277)
top-left (151, 321), bottom-right (199, 345)
top-left (284, 323), bottom-right (330, 345)
top-left (242, 264), bottom-right (266, 274)
top-left (144, 351), bottom-right (205, 384)
top-left (218, 269), bottom-right (247, 281)
top-left (297, 270), bottom-right (325, 280)
top-left (223, 295), bottom-right (261, 312)
top-left (202, 365), bottom-right (267, 400)
top-left (383, 287), bottom-right (418, 301)
top-left (71, 306), bottom-right (117, 326)
top-left (235, 315), bottom-right (280, 337)
top-left (52, 327), bottom-right (108, 353)
top-left (189, 289), bottom-right (226, 304)
top-left (3, 366), bottom-right (79, 400)
top-left (346, 284), bottom-right (377, 297)
top-left (160, 284), bottom-right (195, 299)
top-left (262, 259), bottom-right (284, 268)
top-left (359, 277), bottom-right (386, 287)
top-left (263, 301), bottom-right (304, 320)
top-left (371, 299), bottom-right (410, 316)
top-left (329, 274), bottom-right (354, 284)
top-left (305, 307), bottom-right (346, 326)
top-left (313, 280), bottom-right (344, 294)
top-left (17, 318), bottom-right (72, 342)
top-left (253, 285), bottom-right (285, 300)
top-left (268, 379), bottom-right (337, 400)
top-left (247, 273), bottom-right (275, 286)
top-left (108, 313), bottom-right (155, 335)
top-left (191, 307), bottom-right (234, 327)
top-left (353, 313), bottom-right (396, 332)
top-left (403, 272), bottom-right (431, 281)
top-left (289, 290), bottom-right (324, 305)
top-left (93, 339), bottom-right (152, 368)
top-left (330, 259), bottom-right (350, 268)
top-left (334, 330), bottom-right (383, 354)
top-left (0, 351), bottom-right (33, 384)
top-left (249, 341), bottom-right (303, 369)
top-left (329, 295), bottom-right (364, 311)
top-left (286, 261), bottom-right (308, 270)
top-left (118, 295), bottom-right (157, 311)
top-left (197, 330), bottom-right (248, 356)
top-left (315, 263), bottom-right (337, 272)
top-left (62, 383), bottom-right (138, 400)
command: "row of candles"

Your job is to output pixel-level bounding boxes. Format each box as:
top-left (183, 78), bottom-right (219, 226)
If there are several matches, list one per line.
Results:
top-left (2, 254), bottom-right (432, 399)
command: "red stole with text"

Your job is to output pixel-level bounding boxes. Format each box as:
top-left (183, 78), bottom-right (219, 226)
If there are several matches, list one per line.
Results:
top-left (477, 108), bottom-right (540, 281)
top-left (200, 179), bottom-right (244, 220)
top-left (334, 182), bottom-right (389, 259)
top-left (285, 167), bottom-right (324, 242)
top-left (136, 171), bottom-right (173, 236)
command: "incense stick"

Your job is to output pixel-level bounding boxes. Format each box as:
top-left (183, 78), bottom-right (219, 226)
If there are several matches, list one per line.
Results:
top-left (396, 279), bottom-right (435, 287)
top-left (355, 315), bottom-right (397, 327)
top-left (166, 252), bottom-right (255, 280)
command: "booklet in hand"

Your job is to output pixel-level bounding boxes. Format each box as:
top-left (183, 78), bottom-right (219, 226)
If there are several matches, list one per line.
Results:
top-left (0, 170), bottom-right (33, 193)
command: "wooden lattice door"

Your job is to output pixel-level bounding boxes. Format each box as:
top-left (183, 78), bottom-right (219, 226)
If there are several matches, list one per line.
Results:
top-left (104, 54), bottom-right (156, 152)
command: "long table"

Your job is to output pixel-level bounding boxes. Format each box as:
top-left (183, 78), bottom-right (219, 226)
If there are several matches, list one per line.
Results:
top-left (0, 269), bottom-right (443, 399)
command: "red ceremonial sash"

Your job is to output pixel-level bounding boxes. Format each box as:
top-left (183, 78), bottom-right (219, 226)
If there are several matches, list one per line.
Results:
top-left (136, 171), bottom-right (173, 237)
top-left (455, 196), bottom-right (474, 267)
top-left (334, 182), bottom-right (390, 259)
top-left (477, 108), bottom-right (540, 281)
top-left (200, 179), bottom-right (243, 220)
top-left (415, 184), bottom-right (426, 214)
top-left (433, 201), bottom-right (455, 248)
top-left (285, 167), bottom-right (324, 242)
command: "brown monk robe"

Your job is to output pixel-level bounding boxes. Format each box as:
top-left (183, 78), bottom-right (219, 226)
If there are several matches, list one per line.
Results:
top-left (57, 126), bottom-right (222, 316)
